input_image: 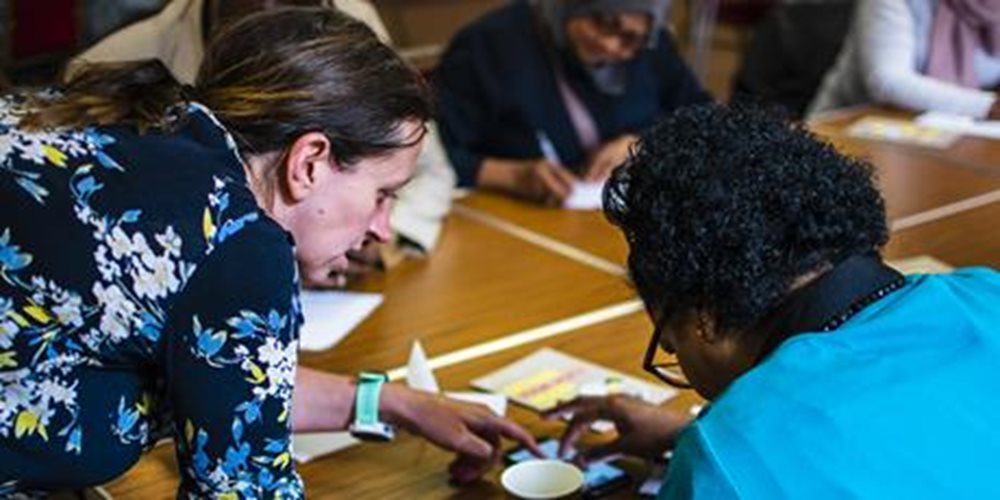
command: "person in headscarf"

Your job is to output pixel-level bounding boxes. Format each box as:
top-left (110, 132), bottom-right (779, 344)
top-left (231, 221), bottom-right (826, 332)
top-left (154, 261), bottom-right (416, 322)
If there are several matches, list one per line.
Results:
top-left (810, 0), bottom-right (1000, 119)
top-left (436, 0), bottom-right (711, 206)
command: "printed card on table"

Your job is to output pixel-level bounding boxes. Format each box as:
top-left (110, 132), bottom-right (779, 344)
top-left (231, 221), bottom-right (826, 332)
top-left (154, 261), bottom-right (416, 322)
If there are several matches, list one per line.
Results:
top-left (846, 116), bottom-right (959, 149)
top-left (471, 348), bottom-right (676, 413)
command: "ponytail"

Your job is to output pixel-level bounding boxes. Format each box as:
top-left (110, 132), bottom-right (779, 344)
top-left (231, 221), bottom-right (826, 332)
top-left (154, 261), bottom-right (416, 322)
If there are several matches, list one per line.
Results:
top-left (21, 59), bottom-right (193, 133)
top-left (20, 7), bottom-right (431, 169)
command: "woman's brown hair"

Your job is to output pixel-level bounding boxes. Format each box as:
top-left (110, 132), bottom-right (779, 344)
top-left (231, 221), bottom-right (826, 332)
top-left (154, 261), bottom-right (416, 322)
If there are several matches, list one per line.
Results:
top-left (22, 6), bottom-right (430, 167)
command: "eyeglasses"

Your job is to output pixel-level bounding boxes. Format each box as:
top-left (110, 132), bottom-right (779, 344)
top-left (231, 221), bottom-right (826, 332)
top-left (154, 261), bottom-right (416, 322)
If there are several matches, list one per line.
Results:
top-left (589, 13), bottom-right (652, 52)
top-left (643, 311), bottom-right (693, 389)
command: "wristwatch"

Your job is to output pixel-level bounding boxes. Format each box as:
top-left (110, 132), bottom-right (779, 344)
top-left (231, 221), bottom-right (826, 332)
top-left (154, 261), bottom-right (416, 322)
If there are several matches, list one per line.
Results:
top-left (348, 371), bottom-right (396, 442)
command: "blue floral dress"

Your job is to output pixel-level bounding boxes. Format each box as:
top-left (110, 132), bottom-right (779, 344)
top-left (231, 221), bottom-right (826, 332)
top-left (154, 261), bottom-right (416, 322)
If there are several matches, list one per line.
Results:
top-left (0, 96), bottom-right (304, 498)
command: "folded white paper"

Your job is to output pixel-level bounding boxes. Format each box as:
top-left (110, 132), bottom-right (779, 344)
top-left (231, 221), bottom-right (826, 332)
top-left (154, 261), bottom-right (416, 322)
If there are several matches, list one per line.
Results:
top-left (298, 290), bottom-right (383, 352)
top-left (406, 341), bottom-right (507, 416)
top-left (406, 340), bottom-right (440, 393)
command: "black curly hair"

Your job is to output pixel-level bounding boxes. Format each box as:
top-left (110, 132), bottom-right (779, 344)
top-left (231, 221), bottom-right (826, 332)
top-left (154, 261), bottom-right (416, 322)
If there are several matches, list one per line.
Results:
top-left (604, 104), bottom-right (889, 335)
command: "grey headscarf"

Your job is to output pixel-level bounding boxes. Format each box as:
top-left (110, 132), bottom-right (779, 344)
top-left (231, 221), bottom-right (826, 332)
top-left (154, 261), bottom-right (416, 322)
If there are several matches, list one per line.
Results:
top-left (534, 0), bottom-right (671, 95)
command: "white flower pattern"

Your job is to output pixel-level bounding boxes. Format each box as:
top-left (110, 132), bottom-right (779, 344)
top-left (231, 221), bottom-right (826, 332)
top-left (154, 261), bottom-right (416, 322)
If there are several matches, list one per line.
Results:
top-left (0, 96), bottom-right (302, 498)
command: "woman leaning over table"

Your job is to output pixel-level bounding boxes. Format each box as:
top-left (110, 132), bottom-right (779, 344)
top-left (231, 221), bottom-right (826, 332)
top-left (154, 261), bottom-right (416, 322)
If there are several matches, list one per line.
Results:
top-left (70, 0), bottom-right (459, 275)
top-left (810, 0), bottom-right (1000, 119)
top-left (0, 7), bottom-right (537, 497)
top-left (550, 105), bottom-right (1000, 498)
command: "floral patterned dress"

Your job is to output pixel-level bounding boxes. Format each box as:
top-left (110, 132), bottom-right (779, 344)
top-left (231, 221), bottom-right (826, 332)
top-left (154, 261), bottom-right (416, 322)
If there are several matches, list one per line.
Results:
top-left (0, 97), bottom-right (304, 498)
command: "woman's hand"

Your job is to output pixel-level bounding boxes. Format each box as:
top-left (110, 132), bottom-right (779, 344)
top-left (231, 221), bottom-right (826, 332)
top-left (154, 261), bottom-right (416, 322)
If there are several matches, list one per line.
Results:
top-left (514, 159), bottom-right (578, 206)
top-left (293, 370), bottom-right (540, 483)
top-left (544, 395), bottom-right (690, 465)
top-left (341, 242), bottom-right (385, 283)
top-left (478, 157), bottom-right (579, 206)
top-left (301, 242), bottom-right (385, 289)
top-left (381, 384), bottom-right (542, 484)
top-left (584, 134), bottom-right (637, 182)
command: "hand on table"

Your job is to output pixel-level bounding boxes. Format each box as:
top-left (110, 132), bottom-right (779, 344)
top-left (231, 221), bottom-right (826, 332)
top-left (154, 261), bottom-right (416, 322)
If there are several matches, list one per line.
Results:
top-left (301, 242), bottom-right (385, 289)
top-left (511, 159), bottom-right (579, 206)
top-left (544, 395), bottom-right (689, 466)
top-left (382, 384), bottom-right (542, 484)
top-left (583, 135), bottom-right (637, 182)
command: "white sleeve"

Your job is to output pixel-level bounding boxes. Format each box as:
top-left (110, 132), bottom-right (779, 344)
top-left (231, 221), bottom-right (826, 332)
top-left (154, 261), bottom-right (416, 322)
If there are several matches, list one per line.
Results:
top-left (67, 0), bottom-right (203, 84)
top-left (857, 0), bottom-right (995, 118)
top-left (332, 0), bottom-right (392, 43)
top-left (390, 123), bottom-right (456, 253)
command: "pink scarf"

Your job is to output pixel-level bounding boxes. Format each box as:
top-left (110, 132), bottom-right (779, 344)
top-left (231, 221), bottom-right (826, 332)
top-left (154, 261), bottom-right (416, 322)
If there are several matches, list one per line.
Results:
top-left (925, 0), bottom-right (1000, 88)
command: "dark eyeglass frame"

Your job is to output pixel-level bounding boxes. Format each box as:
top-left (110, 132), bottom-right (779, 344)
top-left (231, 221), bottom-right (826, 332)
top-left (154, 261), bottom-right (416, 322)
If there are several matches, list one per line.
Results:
top-left (643, 310), bottom-right (694, 389)
top-left (588, 13), bottom-right (652, 52)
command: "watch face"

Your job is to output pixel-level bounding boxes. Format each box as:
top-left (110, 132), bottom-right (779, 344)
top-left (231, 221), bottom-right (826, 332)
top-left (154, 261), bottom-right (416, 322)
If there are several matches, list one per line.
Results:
top-left (360, 371), bottom-right (388, 382)
top-left (349, 423), bottom-right (396, 442)
top-left (353, 430), bottom-right (393, 443)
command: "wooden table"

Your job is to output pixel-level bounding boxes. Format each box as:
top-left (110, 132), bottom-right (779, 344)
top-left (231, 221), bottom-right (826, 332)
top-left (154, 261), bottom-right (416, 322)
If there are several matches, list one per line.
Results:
top-left (885, 202), bottom-right (1000, 268)
top-left (107, 315), bottom-right (698, 499)
top-left (104, 107), bottom-right (999, 498)
top-left (301, 214), bottom-right (635, 376)
top-left (809, 107), bottom-right (1000, 176)
top-left (811, 106), bottom-right (1000, 269)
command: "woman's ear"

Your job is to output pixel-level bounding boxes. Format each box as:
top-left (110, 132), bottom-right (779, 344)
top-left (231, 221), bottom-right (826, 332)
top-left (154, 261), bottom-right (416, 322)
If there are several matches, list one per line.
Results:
top-left (694, 310), bottom-right (720, 344)
top-left (693, 311), bottom-right (753, 374)
top-left (283, 132), bottom-right (334, 203)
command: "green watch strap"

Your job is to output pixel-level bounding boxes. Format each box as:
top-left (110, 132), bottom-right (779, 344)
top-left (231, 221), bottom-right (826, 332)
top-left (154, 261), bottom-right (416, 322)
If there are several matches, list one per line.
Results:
top-left (355, 371), bottom-right (388, 425)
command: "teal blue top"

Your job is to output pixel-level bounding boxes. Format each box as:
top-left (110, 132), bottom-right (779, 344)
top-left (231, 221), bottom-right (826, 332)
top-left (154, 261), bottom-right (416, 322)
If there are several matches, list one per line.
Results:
top-left (660, 267), bottom-right (1000, 499)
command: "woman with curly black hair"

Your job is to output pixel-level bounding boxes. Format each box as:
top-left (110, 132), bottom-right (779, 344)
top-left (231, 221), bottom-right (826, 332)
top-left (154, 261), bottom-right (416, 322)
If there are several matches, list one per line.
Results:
top-left (548, 105), bottom-right (1000, 498)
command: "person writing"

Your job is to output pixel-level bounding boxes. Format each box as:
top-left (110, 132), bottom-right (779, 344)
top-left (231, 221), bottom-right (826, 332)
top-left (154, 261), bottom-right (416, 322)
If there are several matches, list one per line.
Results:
top-left (436, 0), bottom-right (710, 205)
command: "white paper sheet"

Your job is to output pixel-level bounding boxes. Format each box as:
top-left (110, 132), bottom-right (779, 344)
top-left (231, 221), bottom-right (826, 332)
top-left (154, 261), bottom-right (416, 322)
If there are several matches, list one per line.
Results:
top-left (563, 181), bottom-right (605, 210)
top-left (292, 432), bottom-right (359, 463)
top-left (298, 290), bottom-right (383, 352)
top-left (916, 112), bottom-right (1000, 140)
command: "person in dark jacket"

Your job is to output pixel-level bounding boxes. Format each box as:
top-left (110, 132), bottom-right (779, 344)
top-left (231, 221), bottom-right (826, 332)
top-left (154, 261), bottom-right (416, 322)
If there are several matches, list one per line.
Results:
top-left (436, 0), bottom-right (711, 205)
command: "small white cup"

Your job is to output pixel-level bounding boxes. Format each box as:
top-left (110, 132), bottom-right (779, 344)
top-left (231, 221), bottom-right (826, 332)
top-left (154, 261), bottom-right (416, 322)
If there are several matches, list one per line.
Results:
top-left (500, 459), bottom-right (585, 499)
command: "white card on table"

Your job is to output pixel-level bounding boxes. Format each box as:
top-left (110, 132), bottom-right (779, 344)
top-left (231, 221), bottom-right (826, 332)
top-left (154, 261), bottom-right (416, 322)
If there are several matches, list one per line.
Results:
top-left (298, 290), bottom-right (382, 352)
top-left (563, 181), bottom-right (605, 210)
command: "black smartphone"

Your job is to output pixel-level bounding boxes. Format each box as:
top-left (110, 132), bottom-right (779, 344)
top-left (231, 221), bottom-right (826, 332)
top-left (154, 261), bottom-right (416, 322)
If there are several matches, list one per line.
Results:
top-left (505, 438), bottom-right (631, 498)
